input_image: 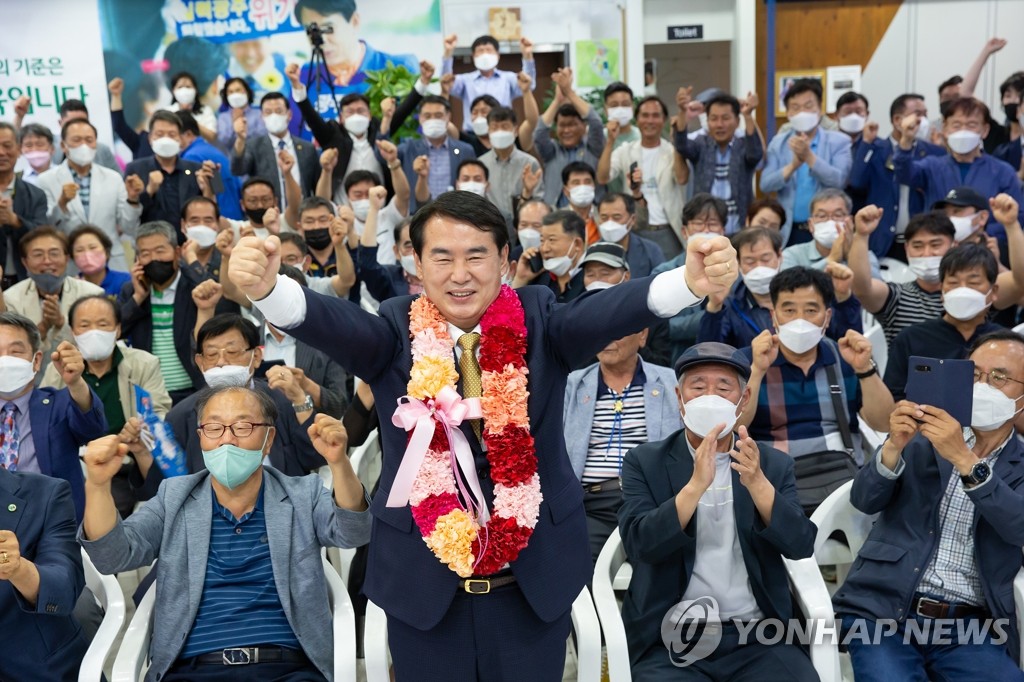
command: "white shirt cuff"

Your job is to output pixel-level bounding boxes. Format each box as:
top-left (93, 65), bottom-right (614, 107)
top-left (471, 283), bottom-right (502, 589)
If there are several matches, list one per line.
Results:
top-left (875, 452), bottom-right (905, 479)
top-left (248, 274), bottom-right (308, 329)
top-left (414, 79), bottom-right (427, 96)
top-left (646, 266), bottom-right (703, 317)
top-left (292, 85), bottom-right (307, 103)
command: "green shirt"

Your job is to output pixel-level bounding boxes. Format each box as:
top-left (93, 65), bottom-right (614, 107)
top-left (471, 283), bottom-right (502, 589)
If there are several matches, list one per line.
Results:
top-left (83, 347), bottom-right (126, 435)
top-left (151, 287), bottom-right (192, 391)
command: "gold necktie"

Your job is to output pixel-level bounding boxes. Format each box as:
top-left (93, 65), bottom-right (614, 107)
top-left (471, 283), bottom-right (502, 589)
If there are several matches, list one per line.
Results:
top-left (457, 332), bottom-right (483, 441)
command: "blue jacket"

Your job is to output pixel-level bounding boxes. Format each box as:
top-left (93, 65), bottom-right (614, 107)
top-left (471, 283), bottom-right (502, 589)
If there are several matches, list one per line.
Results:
top-left (761, 127), bottom-right (853, 244)
top-left (562, 358), bottom-right (681, 480)
top-left (29, 386), bottom-right (108, 521)
top-left (847, 137), bottom-right (946, 257)
top-left (181, 137), bottom-right (244, 220)
top-left (357, 244), bottom-right (410, 302)
top-left (394, 136), bottom-right (476, 212)
top-left (0, 469), bottom-right (88, 682)
top-left (893, 148), bottom-right (1024, 239)
top-left (619, 429), bottom-right (816, 664)
top-left (833, 433), bottom-right (1024, 660)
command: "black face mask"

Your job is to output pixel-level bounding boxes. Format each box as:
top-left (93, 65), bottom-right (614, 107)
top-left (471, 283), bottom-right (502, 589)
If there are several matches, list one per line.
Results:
top-left (304, 228), bottom-right (332, 250)
top-left (1005, 103), bottom-right (1019, 122)
top-left (939, 100), bottom-right (954, 119)
top-left (245, 207), bottom-right (268, 225)
top-left (142, 259), bottom-right (177, 286)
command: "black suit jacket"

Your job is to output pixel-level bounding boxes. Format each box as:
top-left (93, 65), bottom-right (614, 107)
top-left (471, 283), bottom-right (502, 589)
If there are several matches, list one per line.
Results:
top-left (294, 339), bottom-right (349, 418)
top-left (618, 430), bottom-right (816, 664)
top-left (280, 279), bottom-right (666, 630)
top-left (122, 155), bottom-right (203, 226)
top-left (229, 134), bottom-right (319, 199)
top-left (2, 176), bottom-right (48, 280)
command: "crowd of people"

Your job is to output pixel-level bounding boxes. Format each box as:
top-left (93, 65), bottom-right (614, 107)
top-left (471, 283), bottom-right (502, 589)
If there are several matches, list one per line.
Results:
top-left (1, 14), bottom-right (1024, 681)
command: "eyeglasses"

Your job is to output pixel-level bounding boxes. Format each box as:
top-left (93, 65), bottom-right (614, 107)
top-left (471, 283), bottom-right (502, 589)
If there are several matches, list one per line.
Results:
top-left (974, 369), bottom-right (1024, 390)
top-left (201, 346), bottom-right (254, 363)
top-left (300, 215), bottom-right (333, 227)
top-left (197, 421), bottom-right (272, 439)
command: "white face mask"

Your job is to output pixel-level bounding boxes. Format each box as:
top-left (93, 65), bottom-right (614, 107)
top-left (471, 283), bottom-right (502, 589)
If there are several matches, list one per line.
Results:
top-left (489, 130), bottom-right (516, 150)
top-left (203, 353), bottom-right (254, 389)
top-left (74, 329), bottom-right (117, 362)
top-left (457, 181), bottom-right (487, 197)
top-left (682, 394), bottom-right (740, 438)
top-left (400, 254), bottom-right (418, 277)
top-left (698, 112), bottom-right (709, 132)
top-left (915, 116), bottom-right (932, 141)
top-left (350, 199), bottom-right (371, 222)
top-left (777, 318), bottom-right (825, 354)
top-left (585, 272), bottom-right (625, 292)
top-left (789, 111), bottom-right (820, 133)
top-left (227, 92), bottom-right (249, 109)
top-left (950, 214), bottom-right (978, 242)
top-left (151, 136), bottom-right (181, 159)
top-left (907, 255), bottom-right (942, 283)
top-left (0, 356), bottom-right (37, 398)
top-left (471, 117), bottom-right (489, 137)
top-left (263, 113), bottom-right (289, 135)
top-left (947, 130), bottom-right (982, 155)
top-left (568, 185), bottom-right (595, 207)
top-left (598, 219), bottom-right (630, 243)
top-left (173, 87), bottom-right (196, 106)
top-left (474, 53), bottom-right (499, 72)
top-left (606, 106), bottom-right (633, 127)
top-left (812, 220), bottom-right (841, 248)
top-left (343, 114), bottom-right (370, 136)
top-left (942, 286), bottom-right (990, 321)
top-left (971, 382), bottom-right (1024, 432)
top-left (543, 241), bottom-right (578, 277)
top-left (518, 228), bottom-right (541, 251)
top-left (67, 143), bottom-right (97, 166)
top-left (839, 113), bottom-right (867, 134)
top-left (422, 119), bottom-right (448, 139)
top-left (741, 266), bottom-right (778, 296)
top-left (186, 225), bottom-right (219, 248)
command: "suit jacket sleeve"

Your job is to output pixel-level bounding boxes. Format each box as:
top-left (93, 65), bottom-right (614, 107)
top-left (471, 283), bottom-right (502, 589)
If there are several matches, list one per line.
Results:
top-left (124, 160), bottom-right (156, 214)
top-left (230, 139), bottom-right (257, 178)
top-left (673, 129), bottom-right (702, 163)
top-left (18, 480), bottom-right (84, 616)
top-left (14, 180), bottom-right (48, 232)
top-left (310, 474), bottom-right (372, 549)
top-left (584, 106), bottom-right (606, 158)
top-left (618, 447), bottom-right (696, 564)
top-left (809, 133), bottom-right (852, 187)
top-left (759, 135), bottom-right (787, 193)
top-left (388, 87), bottom-right (424, 138)
top-left (116, 281), bottom-right (147, 341)
top-left (315, 355), bottom-right (349, 419)
top-left (882, 329), bottom-right (911, 401)
top-left (850, 443), bottom-right (904, 514)
top-left (115, 173), bottom-right (143, 238)
top-left (753, 453), bottom-right (816, 559)
top-left (847, 139), bottom-right (873, 190)
top-left (296, 96), bottom-right (342, 151)
top-left (744, 130), bottom-right (765, 168)
top-left (66, 386), bottom-right (109, 444)
top-left (111, 109), bottom-right (142, 155)
top-left (697, 305), bottom-right (730, 344)
top-left (893, 146), bottom-right (927, 189)
top-left (357, 246), bottom-right (398, 302)
top-left (79, 487), bottom-right (167, 573)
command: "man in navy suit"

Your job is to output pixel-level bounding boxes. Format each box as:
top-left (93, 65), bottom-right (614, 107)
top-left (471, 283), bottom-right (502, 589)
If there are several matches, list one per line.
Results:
top-left (229, 191), bottom-right (738, 680)
top-left (618, 342), bottom-right (818, 681)
top-left (0, 311), bottom-right (107, 521)
top-left (0, 468), bottom-right (89, 682)
top-left (834, 330), bottom-right (1024, 680)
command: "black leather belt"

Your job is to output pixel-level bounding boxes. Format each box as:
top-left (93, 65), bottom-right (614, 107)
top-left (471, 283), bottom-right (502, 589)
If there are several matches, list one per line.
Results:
top-left (191, 646), bottom-right (309, 665)
top-left (583, 478), bottom-right (621, 494)
top-left (459, 573), bottom-right (517, 594)
top-left (912, 594), bottom-right (989, 620)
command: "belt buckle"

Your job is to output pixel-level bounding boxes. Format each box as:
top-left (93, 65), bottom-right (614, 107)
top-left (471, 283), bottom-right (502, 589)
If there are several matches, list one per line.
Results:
top-left (464, 579), bottom-right (491, 595)
top-left (222, 648), bottom-right (254, 665)
top-left (915, 597), bottom-right (942, 618)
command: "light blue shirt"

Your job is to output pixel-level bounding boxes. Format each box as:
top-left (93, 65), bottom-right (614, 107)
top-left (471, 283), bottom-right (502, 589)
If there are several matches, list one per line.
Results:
top-left (442, 58), bottom-right (537, 131)
top-left (792, 131), bottom-right (821, 223)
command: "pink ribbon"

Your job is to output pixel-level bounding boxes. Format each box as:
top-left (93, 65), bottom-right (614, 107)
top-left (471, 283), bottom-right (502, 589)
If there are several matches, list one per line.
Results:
top-left (386, 387), bottom-right (489, 524)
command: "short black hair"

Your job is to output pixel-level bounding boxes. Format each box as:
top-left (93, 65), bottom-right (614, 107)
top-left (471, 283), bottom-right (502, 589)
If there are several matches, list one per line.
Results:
top-left (196, 314), bottom-right (260, 354)
top-left (260, 91), bottom-right (289, 109)
top-left (683, 193), bottom-right (728, 227)
top-left (294, 0), bottom-right (357, 23)
top-left (769, 266), bottom-right (834, 307)
top-left (420, 95), bottom-right (451, 113)
top-left (0, 311), bottom-right (42, 353)
top-left (343, 170), bottom-right (382, 194)
top-left (554, 103), bottom-right (583, 125)
top-left (221, 77), bottom-right (255, 109)
top-left (69, 225), bottom-right (114, 257)
top-left (836, 91), bottom-right (869, 111)
top-left (19, 226), bottom-right (68, 259)
top-left (241, 176), bottom-right (278, 199)
top-left (60, 118), bottom-right (97, 141)
top-left (181, 196), bottom-right (221, 222)
top-left (59, 99), bottom-right (89, 119)
top-left (149, 110), bottom-right (183, 133)
top-left (904, 211), bottom-right (955, 242)
top-left (164, 33), bottom-right (230, 111)
top-left (783, 78), bottom-right (822, 107)
top-left (746, 197), bottom-right (786, 226)
top-left (298, 196), bottom-right (335, 218)
top-left (69, 294), bottom-right (120, 327)
top-left (470, 94), bottom-right (501, 113)
top-left (486, 106), bottom-right (516, 126)
top-left (457, 158), bottom-right (489, 180)
top-left (732, 227), bottom-right (782, 255)
top-left (542, 209), bottom-right (586, 241)
top-left (561, 160), bottom-right (595, 186)
top-left (279, 232), bottom-right (309, 256)
top-left (634, 95), bottom-right (668, 118)
top-left (999, 72), bottom-right (1024, 98)
top-left (967, 329), bottom-right (1024, 356)
top-left (394, 217), bottom-right (412, 247)
top-left (471, 35), bottom-right (500, 53)
top-left (339, 92), bottom-right (371, 110)
top-left (706, 94), bottom-right (740, 118)
top-left (19, 123), bottom-right (53, 145)
top-left (889, 93), bottom-right (925, 121)
top-left (939, 75), bottom-right (963, 95)
top-left (939, 242), bottom-right (998, 284)
top-left (597, 192), bottom-right (636, 216)
top-left (409, 191), bottom-right (509, 256)
top-left (196, 386), bottom-right (279, 424)
top-left (176, 110), bottom-right (200, 137)
top-left (603, 81), bottom-right (633, 101)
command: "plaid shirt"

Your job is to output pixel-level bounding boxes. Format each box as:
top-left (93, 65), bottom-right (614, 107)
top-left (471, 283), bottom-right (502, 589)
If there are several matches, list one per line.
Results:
top-left (71, 167), bottom-right (91, 219)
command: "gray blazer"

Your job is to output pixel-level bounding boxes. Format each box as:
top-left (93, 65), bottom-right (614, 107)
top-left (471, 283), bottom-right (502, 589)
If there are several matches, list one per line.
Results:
top-left (230, 134), bottom-right (320, 198)
top-left (562, 358), bottom-right (682, 480)
top-left (80, 467), bottom-right (371, 681)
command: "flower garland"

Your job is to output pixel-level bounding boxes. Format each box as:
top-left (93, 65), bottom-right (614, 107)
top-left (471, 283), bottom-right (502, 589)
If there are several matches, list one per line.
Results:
top-left (403, 285), bottom-right (541, 577)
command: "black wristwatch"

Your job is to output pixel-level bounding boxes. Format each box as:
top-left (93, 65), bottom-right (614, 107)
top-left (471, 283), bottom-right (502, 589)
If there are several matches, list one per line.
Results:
top-left (960, 461), bottom-right (991, 487)
top-left (855, 359), bottom-right (878, 379)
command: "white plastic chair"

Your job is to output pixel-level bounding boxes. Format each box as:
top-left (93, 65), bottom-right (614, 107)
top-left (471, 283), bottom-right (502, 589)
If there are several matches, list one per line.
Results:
top-left (1013, 555), bottom-right (1024, 670)
top-left (862, 318), bottom-right (888, 379)
top-left (79, 550), bottom-right (127, 682)
top-left (592, 529), bottom-right (840, 682)
top-left (878, 257), bottom-right (915, 284)
top-left (111, 556), bottom-right (355, 681)
top-left (809, 481), bottom-right (878, 584)
top-left (363, 587), bottom-right (603, 681)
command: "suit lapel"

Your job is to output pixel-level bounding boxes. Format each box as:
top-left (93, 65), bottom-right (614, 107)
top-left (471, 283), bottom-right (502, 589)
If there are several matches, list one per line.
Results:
top-left (294, 141), bottom-right (309, 191)
top-left (183, 482), bottom-right (213, 618)
top-left (0, 471), bottom-right (25, 535)
top-left (665, 435), bottom-right (694, 502)
top-left (264, 474), bottom-right (294, 615)
top-left (28, 391), bottom-right (52, 475)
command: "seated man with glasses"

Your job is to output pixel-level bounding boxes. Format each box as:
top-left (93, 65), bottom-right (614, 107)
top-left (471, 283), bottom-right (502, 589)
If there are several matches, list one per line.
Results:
top-left (781, 188), bottom-right (882, 279)
top-left (834, 329), bottom-right (1024, 681)
top-left (131, 314), bottom-right (326, 501)
top-left (81, 386), bottom-right (370, 681)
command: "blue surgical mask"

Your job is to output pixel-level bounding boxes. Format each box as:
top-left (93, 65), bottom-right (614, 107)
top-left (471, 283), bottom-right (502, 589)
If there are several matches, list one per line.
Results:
top-left (202, 431), bottom-right (270, 489)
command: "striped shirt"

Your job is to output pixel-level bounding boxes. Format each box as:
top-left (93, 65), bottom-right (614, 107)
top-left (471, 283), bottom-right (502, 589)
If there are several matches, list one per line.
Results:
top-left (582, 364), bottom-right (649, 484)
top-left (150, 282), bottom-right (192, 391)
top-left (877, 281), bottom-right (944, 345)
top-left (180, 483), bottom-right (301, 658)
top-left (71, 167), bottom-right (91, 219)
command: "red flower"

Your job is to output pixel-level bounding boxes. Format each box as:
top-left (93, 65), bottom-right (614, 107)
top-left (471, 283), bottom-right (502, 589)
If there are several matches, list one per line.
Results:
top-left (472, 515), bottom-right (532, 575)
top-left (480, 326), bottom-right (527, 371)
top-left (488, 427), bottom-right (537, 486)
top-left (411, 492), bottom-right (461, 534)
top-left (428, 424), bottom-right (449, 453)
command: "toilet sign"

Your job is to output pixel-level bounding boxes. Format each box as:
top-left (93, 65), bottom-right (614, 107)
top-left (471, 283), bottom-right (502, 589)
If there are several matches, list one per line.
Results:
top-left (667, 25), bottom-right (703, 41)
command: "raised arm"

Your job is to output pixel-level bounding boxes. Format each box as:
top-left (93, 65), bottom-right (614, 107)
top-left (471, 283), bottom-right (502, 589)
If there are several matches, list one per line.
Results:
top-left (286, 63), bottom-right (339, 150)
top-left (990, 193), bottom-right (1024, 308)
top-left (961, 37), bottom-right (1007, 98)
top-left (517, 71), bottom-right (539, 153)
top-left (377, 139), bottom-right (408, 215)
top-left (849, 205), bottom-right (892, 313)
top-left (316, 148), bottom-right (338, 201)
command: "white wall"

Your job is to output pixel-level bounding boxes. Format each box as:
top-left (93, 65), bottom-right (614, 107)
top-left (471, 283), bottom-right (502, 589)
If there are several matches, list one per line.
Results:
top-left (863, 0), bottom-right (1024, 133)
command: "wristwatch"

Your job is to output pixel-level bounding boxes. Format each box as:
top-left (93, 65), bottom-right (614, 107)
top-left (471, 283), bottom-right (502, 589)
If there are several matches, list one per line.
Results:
top-left (292, 394), bottom-right (314, 412)
top-left (855, 359), bottom-right (878, 379)
top-left (960, 461), bottom-right (991, 487)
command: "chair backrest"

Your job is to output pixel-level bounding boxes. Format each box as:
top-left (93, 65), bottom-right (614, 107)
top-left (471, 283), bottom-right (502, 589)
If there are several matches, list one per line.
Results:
top-left (321, 554), bottom-right (356, 682)
top-left (111, 579), bottom-right (156, 682)
top-left (79, 550), bottom-right (127, 682)
top-left (879, 257), bottom-right (915, 284)
top-left (809, 480), bottom-right (877, 558)
top-left (592, 529), bottom-right (632, 682)
top-left (863, 318), bottom-right (888, 378)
